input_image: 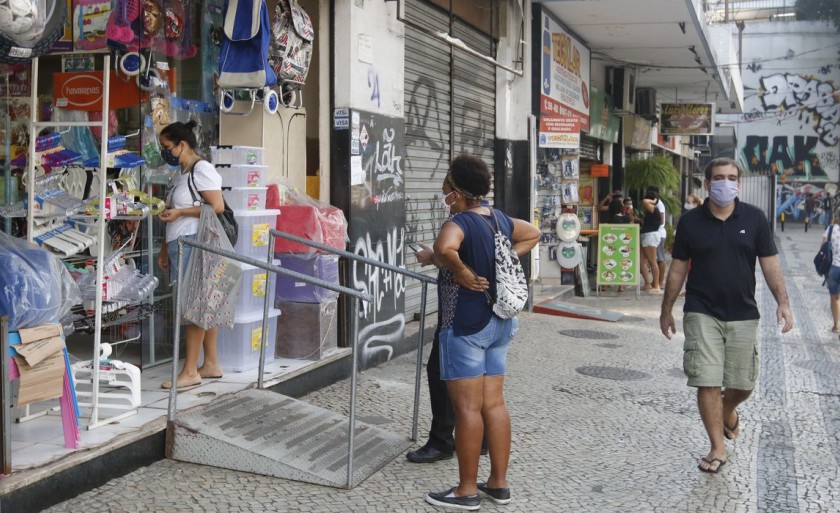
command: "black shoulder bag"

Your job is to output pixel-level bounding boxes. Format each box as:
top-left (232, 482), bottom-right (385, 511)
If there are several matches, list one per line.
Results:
top-left (186, 161), bottom-right (239, 246)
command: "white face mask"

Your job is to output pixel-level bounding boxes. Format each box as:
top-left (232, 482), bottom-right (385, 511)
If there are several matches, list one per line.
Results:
top-left (441, 191), bottom-right (455, 217)
top-left (684, 202), bottom-right (695, 210)
top-left (709, 180), bottom-right (738, 207)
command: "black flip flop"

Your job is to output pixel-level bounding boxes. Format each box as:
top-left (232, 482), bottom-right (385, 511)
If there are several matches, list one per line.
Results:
top-left (698, 457), bottom-right (727, 473)
top-left (724, 411), bottom-right (740, 440)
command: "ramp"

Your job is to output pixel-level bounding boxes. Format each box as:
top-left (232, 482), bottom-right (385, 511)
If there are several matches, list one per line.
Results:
top-left (533, 298), bottom-right (623, 321)
top-left (170, 389), bottom-right (411, 488)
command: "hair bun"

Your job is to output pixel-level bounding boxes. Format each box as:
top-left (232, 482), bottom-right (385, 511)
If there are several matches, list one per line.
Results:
top-left (185, 120), bottom-right (198, 129)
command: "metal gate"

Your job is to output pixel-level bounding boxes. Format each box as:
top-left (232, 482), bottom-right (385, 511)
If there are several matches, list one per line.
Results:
top-left (738, 174), bottom-right (777, 232)
top-left (403, 0), bottom-right (496, 318)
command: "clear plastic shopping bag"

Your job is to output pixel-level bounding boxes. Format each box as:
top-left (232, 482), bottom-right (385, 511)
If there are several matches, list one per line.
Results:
top-left (180, 204), bottom-right (243, 329)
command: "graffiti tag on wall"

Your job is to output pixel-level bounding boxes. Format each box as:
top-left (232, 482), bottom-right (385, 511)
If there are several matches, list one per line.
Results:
top-left (759, 73), bottom-right (839, 146)
top-left (349, 111), bottom-right (407, 368)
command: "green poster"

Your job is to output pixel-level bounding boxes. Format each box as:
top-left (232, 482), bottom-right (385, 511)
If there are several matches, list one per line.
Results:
top-left (596, 224), bottom-right (640, 286)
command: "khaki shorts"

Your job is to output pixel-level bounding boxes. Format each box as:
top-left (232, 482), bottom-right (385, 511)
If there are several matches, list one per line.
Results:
top-left (682, 312), bottom-right (760, 390)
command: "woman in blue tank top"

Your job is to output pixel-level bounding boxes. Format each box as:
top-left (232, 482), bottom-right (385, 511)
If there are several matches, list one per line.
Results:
top-left (423, 155), bottom-right (540, 510)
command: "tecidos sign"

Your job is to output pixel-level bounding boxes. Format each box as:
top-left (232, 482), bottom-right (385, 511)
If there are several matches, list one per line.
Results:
top-left (53, 71), bottom-right (143, 111)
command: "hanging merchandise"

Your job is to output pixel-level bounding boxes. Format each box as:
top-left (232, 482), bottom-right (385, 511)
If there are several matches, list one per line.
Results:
top-left (217, 0), bottom-right (279, 115)
top-left (0, 0), bottom-right (67, 63)
top-left (104, 0), bottom-right (146, 76)
top-left (161, 0), bottom-right (196, 58)
top-left (200, 0), bottom-right (224, 105)
top-left (267, 0), bottom-right (313, 108)
top-left (72, 0), bottom-right (110, 51)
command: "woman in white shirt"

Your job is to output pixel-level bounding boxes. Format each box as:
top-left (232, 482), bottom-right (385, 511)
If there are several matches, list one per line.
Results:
top-left (157, 121), bottom-right (225, 389)
top-left (822, 207), bottom-right (840, 333)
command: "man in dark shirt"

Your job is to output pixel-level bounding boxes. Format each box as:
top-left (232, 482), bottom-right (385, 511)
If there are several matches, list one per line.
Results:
top-left (660, 157), bottom-right (793, 474)
top-left (804, 193), bottom-right (816, 232)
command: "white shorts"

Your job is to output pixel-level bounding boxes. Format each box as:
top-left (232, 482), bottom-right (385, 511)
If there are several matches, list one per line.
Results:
top-left (641, 232), bottom-right (662, 248)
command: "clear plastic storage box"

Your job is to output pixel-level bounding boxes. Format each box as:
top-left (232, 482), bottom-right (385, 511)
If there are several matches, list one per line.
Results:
top-left (217, 308), bottom-right (280, 372)
top-left (235, 261), bottom-right (278, 315)
top-left (232, 209), bottom-right (280, 259)
top-left (211, 146), bottom-right (264, 166)
top-left (218, 165), bottom-right (268, 188)
top-left (224, 187), bottom-right (267, 211)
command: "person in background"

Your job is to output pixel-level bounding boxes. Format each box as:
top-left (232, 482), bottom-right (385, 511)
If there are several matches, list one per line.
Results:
top-left (599, 190), bottom-right (623, 216)
top-left (648, 186), bottom-right (667, 288)
top-left (661, 157), bottom-right (793, 474)
top-left (822, 192), bottom-right (832, 227)
top-left (157, 121), bottom-right (225, 389)
top-left (423, 155), bottom-right (539, 511)
top-left (804, 193), bottom-right (816, 232)
top-left (623, 197), bottom-right (637, 224)
top-left (640, 191), bottom-right (663, 293)
top-left (685, 194), bottom-right (702, 211)
top-left (822, 207), bottom-right (840, 333)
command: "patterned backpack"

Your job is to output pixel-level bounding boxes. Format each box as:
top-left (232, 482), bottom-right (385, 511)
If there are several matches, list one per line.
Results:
top-left (475, 210), bottom-right (528, 319)
top-left (268, 0), bottom-right (313, 84)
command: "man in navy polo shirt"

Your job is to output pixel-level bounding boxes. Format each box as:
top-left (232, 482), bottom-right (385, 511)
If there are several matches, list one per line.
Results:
top-left (660, 157), bottom-right (794, 474)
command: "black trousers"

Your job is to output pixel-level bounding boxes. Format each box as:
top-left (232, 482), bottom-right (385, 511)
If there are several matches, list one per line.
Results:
top-left (426, 326), bottom-right (456, 453)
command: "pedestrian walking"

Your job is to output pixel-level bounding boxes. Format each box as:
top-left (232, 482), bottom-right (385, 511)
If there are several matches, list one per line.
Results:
top-left (822, 208), bottom-right (840, 333)
top-left (660, 157), bottom-right (794, 474)
top-left (423, 155), bottom-right (539, 510)
top-left (804, 193), bottom-right (816, 232)
top-left (684, 194), bottom-right (702, 211)
top-left (640, 191), bottom-right (663, 293)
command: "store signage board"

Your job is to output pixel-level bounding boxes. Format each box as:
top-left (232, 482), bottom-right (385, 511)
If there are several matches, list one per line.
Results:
top-left (539, 12), bottom-right (591, 131)
top-left (596, 224), bottom-right (639, 286)
top-left (622, 114), bottom-right (652, 151)
top-left (660, 103), bottom-right (715, 136)
top-left (53, 70), bottom-right (175, 111)
top-left (539, 117), bottom-right (580, 148)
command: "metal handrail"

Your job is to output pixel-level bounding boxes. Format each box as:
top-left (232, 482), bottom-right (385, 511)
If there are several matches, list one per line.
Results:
top-left (270, 229), bottom-right (435, 443)
top-left (167, 236), bottom-right (374, 489)
top-left (1, 315), bottom-right (10, 476)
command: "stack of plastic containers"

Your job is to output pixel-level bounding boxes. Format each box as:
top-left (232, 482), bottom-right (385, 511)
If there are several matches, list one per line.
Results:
top-left (212, 146), bottom-right (281, 372)
top-left (270, 186), bottom-right (347, 360)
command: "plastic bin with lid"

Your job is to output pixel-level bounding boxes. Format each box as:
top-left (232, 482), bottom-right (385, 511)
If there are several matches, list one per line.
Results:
top-left (217, 308), bottom-right (280, 372)
top-left (217, 165), bottom-right (268, 188)
top-left (223, 187), bottom-right (267, 211)
top-left (211, 146), bottom-right (264, 166)
top-left (232, 209), bottom-right (280, 259)
top-left (234, 260), bottom-right (278, 314)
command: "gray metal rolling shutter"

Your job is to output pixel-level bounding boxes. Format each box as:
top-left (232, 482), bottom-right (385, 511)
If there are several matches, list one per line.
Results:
top-left (403, 0), bottom-right (496, 320)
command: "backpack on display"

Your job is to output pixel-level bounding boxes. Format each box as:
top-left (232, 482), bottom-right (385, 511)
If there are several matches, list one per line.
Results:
top-left (814, 224), bottom-right (833, 283)
top-left (268, 0), bottom-right (313, 84)
top-left (475, 210), bottom-right (528, 319)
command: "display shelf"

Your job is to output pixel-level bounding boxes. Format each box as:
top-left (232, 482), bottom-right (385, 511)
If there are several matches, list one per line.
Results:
top-left (24, 55), bottom-right (143, 430)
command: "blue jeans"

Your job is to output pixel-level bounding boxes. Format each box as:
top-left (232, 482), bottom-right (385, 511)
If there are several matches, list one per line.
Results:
top-left (439, 317), bottom-right (519, 380)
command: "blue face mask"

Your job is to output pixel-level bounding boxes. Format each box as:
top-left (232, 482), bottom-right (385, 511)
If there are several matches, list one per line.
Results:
top-left (160, 145), bottom-right (181, 167)
top-left (709, 180), bottom-right (738, 207)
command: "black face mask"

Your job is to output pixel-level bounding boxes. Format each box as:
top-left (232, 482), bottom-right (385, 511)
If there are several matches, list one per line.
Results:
top-left (160, 145), bottom-right (180, 166)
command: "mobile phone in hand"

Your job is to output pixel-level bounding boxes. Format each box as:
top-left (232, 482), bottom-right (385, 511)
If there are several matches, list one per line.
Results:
top-left (408, 243), bottom-right (421, 252)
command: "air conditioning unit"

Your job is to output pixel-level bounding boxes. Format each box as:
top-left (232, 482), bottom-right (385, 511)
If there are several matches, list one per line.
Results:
top-left (607, 67), bottom-right (636, 112)
top-left (635, 87), bottom-right (657, 120)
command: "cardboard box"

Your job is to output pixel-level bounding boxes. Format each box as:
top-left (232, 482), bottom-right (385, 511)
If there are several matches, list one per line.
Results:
top-left (11, 324), bottom-right (65, 406)
top-left (275, 300), bottom-right (337, 360)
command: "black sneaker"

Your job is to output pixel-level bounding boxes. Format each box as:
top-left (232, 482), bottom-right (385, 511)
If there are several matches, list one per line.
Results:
top-left (425, 488), bottom-right (481, 511)
top-left (477, 482), bottom-right (511, 505)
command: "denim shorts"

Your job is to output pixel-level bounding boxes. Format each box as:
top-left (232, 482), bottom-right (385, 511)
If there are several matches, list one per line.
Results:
top-left (439, 317), bottom-right (519, 380)
top-left (827, 265), bottom-right (840, 295)
top-left (683, 312), bottom-right (760, 390)
top-left (168, 234), bottom-right (197, 285)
